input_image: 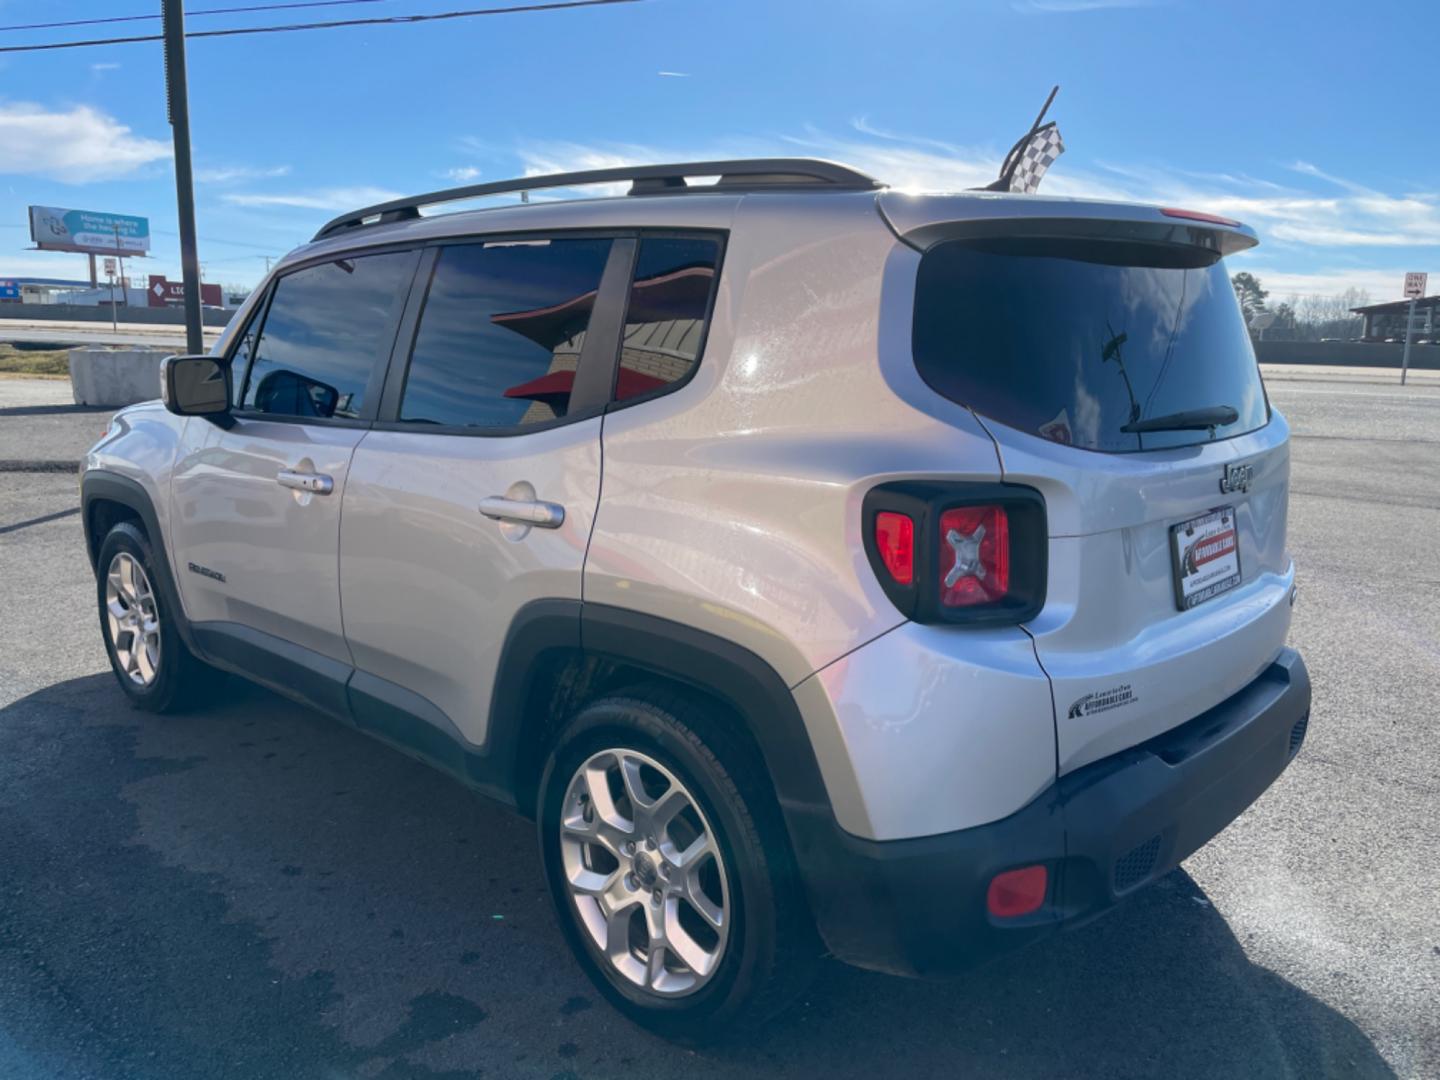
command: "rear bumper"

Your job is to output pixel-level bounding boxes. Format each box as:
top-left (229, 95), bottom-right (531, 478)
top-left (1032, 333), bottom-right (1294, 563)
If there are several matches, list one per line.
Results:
top-left (787, 648), bottom-right (1311, 977)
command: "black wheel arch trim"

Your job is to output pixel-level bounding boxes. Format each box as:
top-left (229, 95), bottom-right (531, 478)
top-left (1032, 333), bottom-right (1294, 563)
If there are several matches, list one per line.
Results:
top-left (572, 603), bottom-right (833, 817)
top-left (81, 470), bottom-right (203, 656)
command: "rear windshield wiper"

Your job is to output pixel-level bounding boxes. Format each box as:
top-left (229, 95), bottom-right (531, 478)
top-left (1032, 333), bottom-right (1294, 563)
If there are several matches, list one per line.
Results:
top-left (1121, 405), bottom-right (1238, 434)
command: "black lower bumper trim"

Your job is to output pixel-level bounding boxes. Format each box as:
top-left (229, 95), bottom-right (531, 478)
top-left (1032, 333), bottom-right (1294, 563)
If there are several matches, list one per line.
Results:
top-left (787, 648), bottom-right (1312, 977)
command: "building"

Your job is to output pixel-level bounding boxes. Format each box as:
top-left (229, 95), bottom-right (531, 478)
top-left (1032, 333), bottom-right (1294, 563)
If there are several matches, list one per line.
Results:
top-left (0, 277), bottom-right (94, 304)
top-left (1351, 295), bottom-right (1439, 342)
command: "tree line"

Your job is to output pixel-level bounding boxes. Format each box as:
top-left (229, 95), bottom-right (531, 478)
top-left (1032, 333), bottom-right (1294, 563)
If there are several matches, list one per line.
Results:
top-left (1231, 272), bottom-right (1370, 342)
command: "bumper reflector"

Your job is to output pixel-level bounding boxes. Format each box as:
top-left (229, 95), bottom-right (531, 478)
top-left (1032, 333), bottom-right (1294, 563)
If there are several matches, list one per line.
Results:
top-left (987, 865), bottom-right (1048, 918)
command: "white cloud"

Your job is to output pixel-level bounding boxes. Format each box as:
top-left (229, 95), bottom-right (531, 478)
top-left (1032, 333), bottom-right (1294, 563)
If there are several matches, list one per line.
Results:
top-left (440, 166), bottom-right (481, 182)
top-left (90, 62), bottom-right (121, 74)
top-left (194, 163), bottom-right (291, 183)
top-left (512, 125), bottom-right (1438, 297)
top-left (222, 186), bottom-right (403, 210)
top-left (657, 71), bottom-right (690, 77)
top-left (0, 102), bottom-right (170, 182)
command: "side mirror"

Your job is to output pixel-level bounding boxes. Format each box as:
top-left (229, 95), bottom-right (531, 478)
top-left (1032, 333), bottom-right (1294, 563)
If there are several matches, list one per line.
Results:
top-left (160, 354), bottom-right (230, 417)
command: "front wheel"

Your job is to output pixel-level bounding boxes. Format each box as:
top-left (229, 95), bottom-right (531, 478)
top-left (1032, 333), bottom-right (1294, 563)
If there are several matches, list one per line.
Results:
top-left (96, 521), bottom-right (213, 712)
top-left (538, 688), bottom-right (818, 1042)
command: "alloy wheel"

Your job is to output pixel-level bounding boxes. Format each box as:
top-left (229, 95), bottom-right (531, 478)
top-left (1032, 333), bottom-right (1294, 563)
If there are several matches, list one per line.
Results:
top-left (105, 551), bottom-right (161, 686)
top-left (559, 748), bottom-right (731, 997)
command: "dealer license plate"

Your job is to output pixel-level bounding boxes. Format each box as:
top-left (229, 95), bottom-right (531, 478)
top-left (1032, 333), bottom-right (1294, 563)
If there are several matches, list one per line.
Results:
top-left (1170, 506), bottom-right (1241, 611)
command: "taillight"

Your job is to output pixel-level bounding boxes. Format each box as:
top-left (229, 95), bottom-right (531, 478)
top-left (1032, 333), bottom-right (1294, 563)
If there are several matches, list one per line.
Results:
top-left (874, 511), bottom-right (914, 586)
top-left (938, 505), bottom-right (1009, 606)
top-left (987, 865), bottom-right (1048, 918)
top-left (862, 482), bottom-right (1046, 626)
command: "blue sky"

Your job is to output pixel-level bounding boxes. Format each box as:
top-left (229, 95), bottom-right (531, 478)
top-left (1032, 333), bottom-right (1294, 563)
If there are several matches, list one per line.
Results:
top-left (1, 0), bottom-right (1435, 300)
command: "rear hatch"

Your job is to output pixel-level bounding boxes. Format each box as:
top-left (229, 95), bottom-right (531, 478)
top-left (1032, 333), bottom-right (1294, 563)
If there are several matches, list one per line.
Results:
top-left (885, 193), bottom-right (1294, 773)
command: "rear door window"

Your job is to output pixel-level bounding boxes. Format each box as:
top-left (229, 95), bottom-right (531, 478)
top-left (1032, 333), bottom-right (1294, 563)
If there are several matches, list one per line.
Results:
top-left (614, 236), bottom-right (721, 402)
top-left (399, 237), bottom-right (614, 429)
top-left (241, 251), bottom-right (414, 421)
top-left (913, 239), bottom-right (1268, 452)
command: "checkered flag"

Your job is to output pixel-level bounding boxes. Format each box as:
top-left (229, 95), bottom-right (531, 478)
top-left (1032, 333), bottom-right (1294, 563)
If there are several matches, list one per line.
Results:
top-left (1007, 122), bottom-right (1065, 194)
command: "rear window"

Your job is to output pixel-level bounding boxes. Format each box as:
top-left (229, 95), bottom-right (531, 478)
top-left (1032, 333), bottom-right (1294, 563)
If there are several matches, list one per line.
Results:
top-left (614, 236), bottom-right (721, 402)
top-left (913, 239), bottom-right (1268, 453)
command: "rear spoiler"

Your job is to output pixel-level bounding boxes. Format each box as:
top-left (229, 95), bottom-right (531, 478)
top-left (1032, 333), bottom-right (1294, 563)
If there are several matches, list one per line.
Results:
top-left (878, 192), bottom-right (1259, 258)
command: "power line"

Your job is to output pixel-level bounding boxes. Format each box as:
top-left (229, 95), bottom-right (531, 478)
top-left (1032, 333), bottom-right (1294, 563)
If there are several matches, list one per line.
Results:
top-left (0, 1), bottom-right (386, 34)
top-left (0, 0), bottom-right (641, 53)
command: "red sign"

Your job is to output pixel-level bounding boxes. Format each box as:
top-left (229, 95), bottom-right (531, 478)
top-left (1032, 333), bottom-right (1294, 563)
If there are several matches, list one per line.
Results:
top-left (147, 274), bottom-right (222, 309)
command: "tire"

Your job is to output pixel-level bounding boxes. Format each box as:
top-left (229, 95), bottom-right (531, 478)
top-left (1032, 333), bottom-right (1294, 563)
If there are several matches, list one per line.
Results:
top-left (538, 686), bottom-right (819, 1042)
top-left (96, 521), bottom-right (213, 713)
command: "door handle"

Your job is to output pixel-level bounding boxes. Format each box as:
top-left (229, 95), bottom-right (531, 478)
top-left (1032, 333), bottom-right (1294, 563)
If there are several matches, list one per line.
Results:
top-left (479, 496), bottom-right (565, 529)
top-left (277, 468), bottom-right (334, 495)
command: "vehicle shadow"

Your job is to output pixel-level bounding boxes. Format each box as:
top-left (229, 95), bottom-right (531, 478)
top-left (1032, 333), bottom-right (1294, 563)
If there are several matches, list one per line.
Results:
top-left (0, 673), bottom-right (1394, 1080)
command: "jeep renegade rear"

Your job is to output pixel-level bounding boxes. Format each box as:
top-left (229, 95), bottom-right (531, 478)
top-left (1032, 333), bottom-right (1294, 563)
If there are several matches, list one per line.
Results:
top-left (81, 159), bottom-right (1311, 1041)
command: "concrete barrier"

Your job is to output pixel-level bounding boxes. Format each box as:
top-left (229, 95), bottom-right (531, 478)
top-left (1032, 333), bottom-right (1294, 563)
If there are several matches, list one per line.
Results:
top-left (69, 346), bottom-right (172, 407)
top-left (1255, 340), bottom-right (1440, 370)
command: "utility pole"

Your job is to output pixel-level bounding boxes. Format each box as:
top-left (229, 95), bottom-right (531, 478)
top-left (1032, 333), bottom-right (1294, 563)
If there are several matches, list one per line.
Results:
top-left (162, 0), bottom-right (204, 355)
top-left (111, 224), bottom-right (123, 330)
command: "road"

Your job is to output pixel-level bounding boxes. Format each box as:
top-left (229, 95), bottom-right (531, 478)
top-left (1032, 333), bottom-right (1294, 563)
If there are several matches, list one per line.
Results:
top-left (0, 375), bottom-right (1436, 1079)
top-left (0, 319), bottom-right (225, 349)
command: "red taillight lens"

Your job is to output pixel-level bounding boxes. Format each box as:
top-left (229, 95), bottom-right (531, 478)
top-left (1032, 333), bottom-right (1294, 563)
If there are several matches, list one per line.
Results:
top-left (987, 865), bottom-right (1048, 918)
top-left (938, 505), bottom-right (1009, 607)
top-left (874, 511), bottom-right (914, 586)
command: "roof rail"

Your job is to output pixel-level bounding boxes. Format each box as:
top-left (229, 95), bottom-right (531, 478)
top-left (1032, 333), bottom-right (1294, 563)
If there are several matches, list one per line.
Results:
top-left (312, 158), bottom-right (882, 241)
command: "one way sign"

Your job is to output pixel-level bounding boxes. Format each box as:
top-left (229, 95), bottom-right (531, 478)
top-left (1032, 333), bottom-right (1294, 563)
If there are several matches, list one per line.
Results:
top-left (1404, 272), bottom-right (1427, 299)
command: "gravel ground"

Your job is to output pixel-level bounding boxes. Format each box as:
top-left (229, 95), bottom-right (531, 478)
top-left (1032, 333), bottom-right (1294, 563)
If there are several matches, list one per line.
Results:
top-left (0, 376), bottom-right (1435, 1079)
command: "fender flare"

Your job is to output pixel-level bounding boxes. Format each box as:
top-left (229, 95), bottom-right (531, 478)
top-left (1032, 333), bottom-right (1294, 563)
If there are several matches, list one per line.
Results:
top-left (488, 601), bottom-right (836, 830)
top-left (80, 470), bottom-right (200, 654)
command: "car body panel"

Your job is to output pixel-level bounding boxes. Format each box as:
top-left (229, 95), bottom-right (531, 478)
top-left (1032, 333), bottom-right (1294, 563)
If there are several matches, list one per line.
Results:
top-left (83, 403), bottom-right (188, 574)
top-left (794, 621), bottom-right (1056, 841)
top-left (168, 416), bottom-right (364, 663)
top-left (338, 420), bottom-right (603, 747)
top-left (584, 194), bottom-right (1005, 689)
top-left (986, 408), bottom-right (1294, 773)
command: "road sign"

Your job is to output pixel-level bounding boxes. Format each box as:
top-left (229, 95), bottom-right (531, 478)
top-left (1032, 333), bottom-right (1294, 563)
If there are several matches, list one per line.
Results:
top-left (1404, 272), bottom-right (1427, 299)
top-left (1249, 311), bottom-right (1278, 330)
top-left (0, 280), bottom-right (19, 301)
top-left (28, 206), bottom-right (151, 256)
top-left (103, 257), bottom-right (117, 277)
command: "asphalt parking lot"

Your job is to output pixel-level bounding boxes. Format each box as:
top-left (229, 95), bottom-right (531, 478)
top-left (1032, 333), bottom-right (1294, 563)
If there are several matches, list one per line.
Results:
top-left (1, 372), bottom-right (1436, 1079)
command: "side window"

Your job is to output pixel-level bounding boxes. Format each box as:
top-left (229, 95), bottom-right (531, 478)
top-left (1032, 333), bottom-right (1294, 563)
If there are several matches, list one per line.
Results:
top-left (226, 298), bottom-right (265, 406)
top-left (614, 236), bottom-right (721, 402)
top-left (240, 251), bottom-right (413, 420)
top-left (399, 238), bottom-right (613, 429)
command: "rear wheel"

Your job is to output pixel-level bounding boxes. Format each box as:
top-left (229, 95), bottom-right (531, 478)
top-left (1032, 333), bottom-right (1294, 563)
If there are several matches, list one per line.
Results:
top-left (96, 521), bottom-right (213, 712)
top-left (538, 688), bottom-right (818, 1041)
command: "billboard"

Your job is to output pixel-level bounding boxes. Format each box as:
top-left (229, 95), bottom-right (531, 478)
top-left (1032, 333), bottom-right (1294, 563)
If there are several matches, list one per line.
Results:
top-left (147, 275), bottom-right (223, 309)
top-left (0, 279), bottom-right (19, 301)
top-left (28, 206), bottom-right (151, 256)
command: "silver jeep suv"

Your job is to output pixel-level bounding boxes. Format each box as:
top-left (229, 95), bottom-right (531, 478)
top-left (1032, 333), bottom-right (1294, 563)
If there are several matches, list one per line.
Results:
top-left (81, 159), bottom-right (1311, 1040)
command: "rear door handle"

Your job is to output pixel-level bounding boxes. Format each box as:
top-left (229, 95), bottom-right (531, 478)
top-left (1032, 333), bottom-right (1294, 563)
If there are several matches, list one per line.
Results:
top-left (479, 496), bottom-right (565, 529)
top-left (277, 469), bottom-right (334, 495)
